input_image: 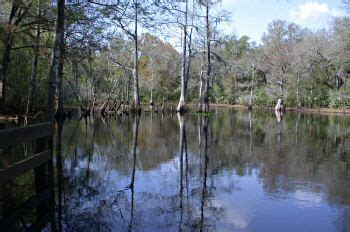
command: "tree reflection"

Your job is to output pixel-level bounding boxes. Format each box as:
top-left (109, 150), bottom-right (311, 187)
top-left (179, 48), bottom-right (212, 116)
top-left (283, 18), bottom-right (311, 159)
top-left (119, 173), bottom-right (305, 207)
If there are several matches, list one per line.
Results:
top-left (129, 112), bottom-right (140, 231)
top-left (274, 110), bottom-right (283, 157)
top-left (84, 117), bottom-right (94, 182)
top-left (56, 118), bottom-right (64, 231)
top-left (177, 113), bottom-right (188, 231)
top-left (274, 110), bottom-right (283, 123)
top-left (54, 110), bottom-right (350, 231)
top-left (200, 116), bottom-right (209, 232)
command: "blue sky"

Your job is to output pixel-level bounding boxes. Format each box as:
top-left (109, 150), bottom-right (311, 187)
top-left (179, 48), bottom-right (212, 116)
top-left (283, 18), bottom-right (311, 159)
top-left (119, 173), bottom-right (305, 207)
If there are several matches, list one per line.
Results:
top-left (219, 0), bottom-right (346, 42)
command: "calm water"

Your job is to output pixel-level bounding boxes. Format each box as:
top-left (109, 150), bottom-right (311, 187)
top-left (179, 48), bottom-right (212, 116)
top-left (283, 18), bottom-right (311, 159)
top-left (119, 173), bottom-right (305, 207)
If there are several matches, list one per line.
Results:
top-left (54, 109), bottom-right (350, 232)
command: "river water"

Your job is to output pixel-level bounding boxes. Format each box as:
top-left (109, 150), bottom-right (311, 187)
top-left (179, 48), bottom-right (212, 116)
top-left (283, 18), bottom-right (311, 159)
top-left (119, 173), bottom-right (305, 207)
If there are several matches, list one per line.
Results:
top-left (55, 109), bottom-right (350, 231)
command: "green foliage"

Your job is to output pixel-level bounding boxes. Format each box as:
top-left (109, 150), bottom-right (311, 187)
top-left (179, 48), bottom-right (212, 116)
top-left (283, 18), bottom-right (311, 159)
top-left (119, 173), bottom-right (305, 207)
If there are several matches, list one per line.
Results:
top-left (210, 83), bottom-right (226, 104)
top-left (329, 88), bottom-right (350, 108)
top-left (253, 88), bottom-right (275, 108)
top-left (236, 92), bottom-right (249, 106)
top-left (285, 91), bottom-right (298, 108)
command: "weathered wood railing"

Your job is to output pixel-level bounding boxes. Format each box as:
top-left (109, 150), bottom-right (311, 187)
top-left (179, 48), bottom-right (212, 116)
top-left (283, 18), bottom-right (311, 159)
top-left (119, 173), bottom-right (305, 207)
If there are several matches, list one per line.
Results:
top-left (0, 122), bottom-right (55, 231)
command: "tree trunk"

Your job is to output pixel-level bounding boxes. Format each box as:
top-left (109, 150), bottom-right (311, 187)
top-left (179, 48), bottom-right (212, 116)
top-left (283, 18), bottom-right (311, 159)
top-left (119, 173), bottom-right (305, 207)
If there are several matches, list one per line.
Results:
top-left (185, 26), bottom-right (193, 98)
top-left (47, 0), bottom-right (65, 121)
top-left (0, 3), bottom-right (20, 114)
top-left (249, 86), bottom-right (253, 109)
top-left (89, 44), bottom-right (94, 114)
top-left (26, 4), bottom-right (41, 116)
top-left (248, 70), bottom-right (254, 109)
top-left (132, 0), bottom-right (140, 112)
top-left (200, 2), bottom-right (211, 113)
top-left (161, 96), bottom-right (165, 112)
top-left (126, 76), bottom-right (130, 105)
top-left (122, 69), bottom-right (127, 110)
top-left (280, 80), bottom-right (284, 100)
top-left (177, 0), bottom-right (188, 114)
top-left (249, 110), bottom-right (252, 131)
top-left (56, 44), bottom-right (65, 118)
top-left (0, 35), bottom-right (14, 114)
top-left (198, 63), bottom-right (204, 111)
top-left (0, 3), bottom-right (31, 113)
top-left (150, 57), bottom-right (155, 107)
top-left (296, 73), bottom-right (300, 108)
top-left (275, 98), bottom-right (285, 111)
top-left (280, 69), bottom-right (285, 101)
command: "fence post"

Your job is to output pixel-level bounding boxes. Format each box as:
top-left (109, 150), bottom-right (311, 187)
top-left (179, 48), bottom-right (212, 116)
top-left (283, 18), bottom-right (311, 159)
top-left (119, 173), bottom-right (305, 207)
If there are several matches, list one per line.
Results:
top-left (34, 138), bottom-right (49, 222)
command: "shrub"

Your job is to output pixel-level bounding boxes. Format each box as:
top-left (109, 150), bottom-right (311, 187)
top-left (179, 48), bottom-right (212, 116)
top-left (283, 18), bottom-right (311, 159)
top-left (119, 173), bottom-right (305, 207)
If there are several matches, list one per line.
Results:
top-left (253, 88), bottom-right (275, 107)
top-left (329, 88), bottom-right (350, 108)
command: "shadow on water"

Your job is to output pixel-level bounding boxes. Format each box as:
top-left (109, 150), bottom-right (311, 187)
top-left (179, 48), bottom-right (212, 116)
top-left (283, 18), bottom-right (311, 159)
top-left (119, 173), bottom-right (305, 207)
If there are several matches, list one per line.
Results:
top-left (1, 109), bottom-right (350, 231)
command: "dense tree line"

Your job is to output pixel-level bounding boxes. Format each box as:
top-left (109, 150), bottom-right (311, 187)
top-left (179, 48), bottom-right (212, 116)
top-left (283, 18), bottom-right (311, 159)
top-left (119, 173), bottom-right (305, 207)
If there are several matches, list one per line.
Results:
top-left (0, 0), bottom-right (349, 119)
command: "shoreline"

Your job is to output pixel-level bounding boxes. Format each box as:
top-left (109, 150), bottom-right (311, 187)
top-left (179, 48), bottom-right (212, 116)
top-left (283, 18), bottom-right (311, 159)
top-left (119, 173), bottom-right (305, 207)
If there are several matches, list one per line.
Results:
top-left (2, 104), bottom-right (350, 122)
top-left (208, 103), bottom-right (350, 115)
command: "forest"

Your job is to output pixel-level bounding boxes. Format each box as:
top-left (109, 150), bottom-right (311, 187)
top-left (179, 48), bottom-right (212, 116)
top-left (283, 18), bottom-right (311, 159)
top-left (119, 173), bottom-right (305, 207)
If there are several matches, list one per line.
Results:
top-left (0, 0), bottom-right (349, 120)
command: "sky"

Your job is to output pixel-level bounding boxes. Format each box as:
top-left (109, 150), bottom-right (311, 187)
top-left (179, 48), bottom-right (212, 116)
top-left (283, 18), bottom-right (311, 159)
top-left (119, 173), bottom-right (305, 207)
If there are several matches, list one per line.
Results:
top-left (219, 0), bottom-right (346, 43)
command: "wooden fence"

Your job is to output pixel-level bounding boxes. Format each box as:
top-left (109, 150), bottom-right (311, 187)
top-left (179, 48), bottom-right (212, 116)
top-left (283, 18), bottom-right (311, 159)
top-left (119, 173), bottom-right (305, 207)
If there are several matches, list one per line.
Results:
top-left (0, 122), bottom-right (56, 231)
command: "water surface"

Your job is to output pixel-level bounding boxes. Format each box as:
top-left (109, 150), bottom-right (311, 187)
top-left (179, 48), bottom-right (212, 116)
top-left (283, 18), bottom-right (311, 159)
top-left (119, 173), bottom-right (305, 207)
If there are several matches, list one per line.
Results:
top-left (54, 109), bottom-right (350, 231)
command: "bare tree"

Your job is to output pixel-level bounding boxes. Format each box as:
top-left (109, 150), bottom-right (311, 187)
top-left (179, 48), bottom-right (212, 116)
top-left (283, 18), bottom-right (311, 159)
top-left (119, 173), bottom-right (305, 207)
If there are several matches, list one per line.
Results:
top-left (199, 0), bottom-right (212, 112)
top-left (262, 20), bottom-right (303, 109)
top-left (177, 0), bottom-right (189, 113)
top-left (47, 0), bottom-right (65, 121)
top-left (26, 0), bottom-right (42, 116)
top-left (132, 0), bottom-right (140, 111)
top-left (97, 0), bottom-right (157, 112)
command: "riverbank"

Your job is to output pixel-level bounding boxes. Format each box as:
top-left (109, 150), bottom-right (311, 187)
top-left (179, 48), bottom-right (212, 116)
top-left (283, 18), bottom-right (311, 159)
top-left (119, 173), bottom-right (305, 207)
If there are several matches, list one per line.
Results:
top-left (208, 103), bottom-right (350, 115)
top-left (64, 102), bottom-right (350, 115)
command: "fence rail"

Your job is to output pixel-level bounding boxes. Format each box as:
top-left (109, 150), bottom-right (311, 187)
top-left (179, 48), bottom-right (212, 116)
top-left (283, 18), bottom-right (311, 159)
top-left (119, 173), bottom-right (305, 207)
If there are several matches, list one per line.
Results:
top-left (0, 122), bottom-right (55, 231)
top-left (0, 122), bottom-right (51, 148)
top-left (0, 150), bottom-right (51, 186)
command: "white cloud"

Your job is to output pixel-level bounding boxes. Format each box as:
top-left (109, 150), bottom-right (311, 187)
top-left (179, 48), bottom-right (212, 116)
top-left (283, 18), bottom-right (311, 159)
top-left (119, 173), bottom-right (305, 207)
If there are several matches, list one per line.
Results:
top-left (212, 198), bottom-right (251, 230)
top-left (294, 190), bottom-right (323, 208)
top-left (289, 2), bottom-right (342, 24)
